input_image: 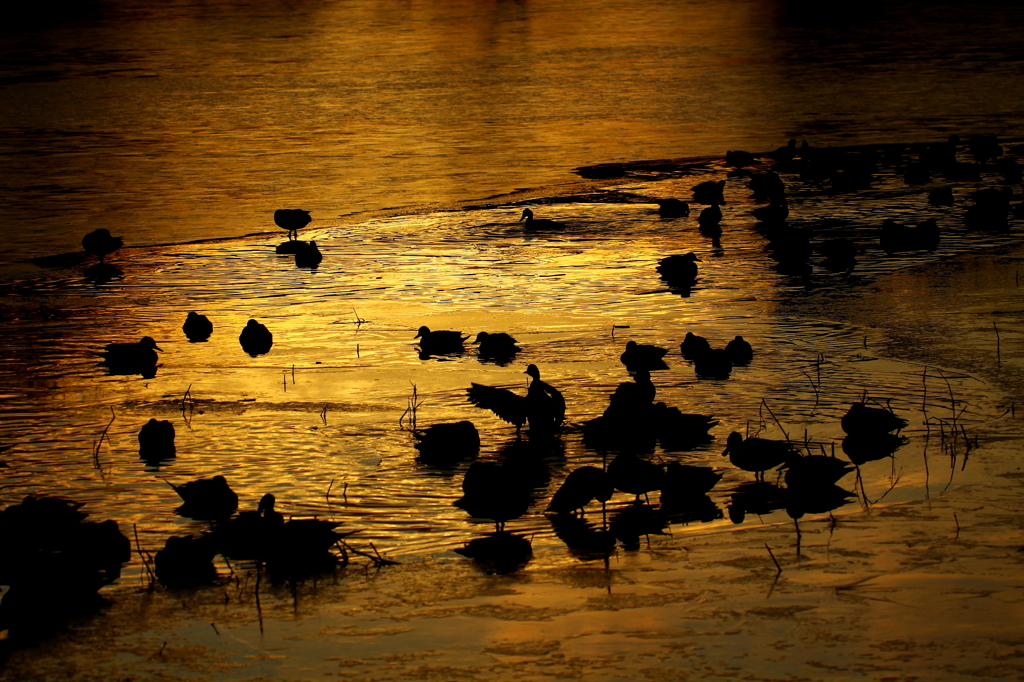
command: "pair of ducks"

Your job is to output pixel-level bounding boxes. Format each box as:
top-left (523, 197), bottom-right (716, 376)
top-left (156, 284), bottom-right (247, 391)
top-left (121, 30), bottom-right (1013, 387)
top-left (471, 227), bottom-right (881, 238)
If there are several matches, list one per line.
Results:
top-left (415, 327), bottom-right (521, 361)
top-left (187, 314), bottom-right (274, 356)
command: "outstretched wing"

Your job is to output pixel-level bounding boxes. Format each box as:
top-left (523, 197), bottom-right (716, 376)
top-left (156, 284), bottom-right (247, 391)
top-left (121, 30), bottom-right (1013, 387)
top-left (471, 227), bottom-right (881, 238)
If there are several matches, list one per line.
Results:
top-left (466, 383), bottom-right (526, 427)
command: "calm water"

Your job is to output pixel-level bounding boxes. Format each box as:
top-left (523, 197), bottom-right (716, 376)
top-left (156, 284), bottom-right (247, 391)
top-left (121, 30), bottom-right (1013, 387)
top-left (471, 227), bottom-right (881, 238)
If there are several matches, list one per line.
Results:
top-left (1, 0), bottom-right (1023, 584)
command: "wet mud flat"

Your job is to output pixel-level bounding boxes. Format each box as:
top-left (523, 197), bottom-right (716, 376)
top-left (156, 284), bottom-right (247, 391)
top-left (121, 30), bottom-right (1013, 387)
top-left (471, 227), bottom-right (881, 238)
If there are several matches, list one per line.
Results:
top-left (5, 238), bottom-right (1024, 681)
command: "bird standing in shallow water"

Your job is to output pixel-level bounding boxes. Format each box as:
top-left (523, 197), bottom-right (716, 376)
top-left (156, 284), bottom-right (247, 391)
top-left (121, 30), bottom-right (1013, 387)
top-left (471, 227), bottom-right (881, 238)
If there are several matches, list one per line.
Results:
top-left (274, 209), bottom-right (311, 241)
top-left (239, 319), bottom-right (273, 356)
top-left (182, 312), bottom-right (213, 342)
top-left (722, 432), bottom-right (794, 481)
top-left (415, 326), bottom-right (468, 357)
top-left (518, 208), bottom-right (566, 230)
top-left (82, 229), bottom-right (123, 263)
top-left (546, 466), bottom-right (614, 516)
top-left (466, 364), bottom-right (565, 438)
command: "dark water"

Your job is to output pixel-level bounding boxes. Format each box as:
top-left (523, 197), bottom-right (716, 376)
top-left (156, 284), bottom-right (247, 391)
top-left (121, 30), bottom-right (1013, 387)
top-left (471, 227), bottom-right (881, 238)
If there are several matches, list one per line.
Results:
top-left (1, 0), bottom-right (1023, 588)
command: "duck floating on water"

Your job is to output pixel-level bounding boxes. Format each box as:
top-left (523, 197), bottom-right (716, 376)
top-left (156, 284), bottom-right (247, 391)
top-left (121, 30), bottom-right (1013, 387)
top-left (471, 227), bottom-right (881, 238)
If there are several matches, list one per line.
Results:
top-left (724, 336), bottom-right (753, 365)
top-left (692, 180), bottom-right (725, 205)
top-left (655, 198), bottom-right (690, 218)
top-left (620, 340), bottom-right (670, 372)
top-left (81, 229), bottom-right (123, 264)
top-left (102, 336), bottom-right (162, 377)
top-left (294, 240), bottom-right (323, 268)
top-left (841, 402), bottom-right (908, 437)
top-left (239, 319), bottom-right (273, 356)
top-left (165, 475), bottom-right (239, 520)
top-left (466, 364), bottom-right (565, 438)
top-left (138, 418), bottom-right (175, 463)
top-left (473, 331), bottom-right (521, 364)
top-left (415, 326), bottom-right (468, 357)
top-left (656, 252), bottom-right (701, 288)
top-left (182, 311), bottom-right (213, 342)
top-left (274, 209), bottom-right (311, 241)
top-left (413, 420), bottom-right (480, 466)
top-left (519, 207), bottom-right (567, 230)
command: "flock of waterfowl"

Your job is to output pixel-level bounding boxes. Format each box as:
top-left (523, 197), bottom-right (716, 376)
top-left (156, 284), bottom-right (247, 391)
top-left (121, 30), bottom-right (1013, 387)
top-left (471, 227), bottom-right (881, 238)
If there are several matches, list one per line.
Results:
top-left (5, 133), bottom-right (1020, 636)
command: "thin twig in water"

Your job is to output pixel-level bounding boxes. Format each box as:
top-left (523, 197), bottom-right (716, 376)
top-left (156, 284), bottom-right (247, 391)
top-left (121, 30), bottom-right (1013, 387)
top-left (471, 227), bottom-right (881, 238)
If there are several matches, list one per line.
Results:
top-left (760, 399), bottom-right (790, 442)
top-left (800, 371), bottom-right (820, 408)
top-left (954, 512), bottom-right (961, 540)
top-left (93, 406), bottom-right (116, 468)
top-left (320, 404), bottom-right (328, 426)
top-left (133, 523), bottom-right (156, 587)
top-left (181, 383), bottom-right (194, 426)
top-left (292, 364), bottom-right (296, 384)
top-left (611, 324), bottom-right (629, 340)
top-left (353, 308), bottom-right (366, 327)
top-left (994, 321), bottom-right (1001, 366)
top-left (326, 479), bottom-right (335, 502)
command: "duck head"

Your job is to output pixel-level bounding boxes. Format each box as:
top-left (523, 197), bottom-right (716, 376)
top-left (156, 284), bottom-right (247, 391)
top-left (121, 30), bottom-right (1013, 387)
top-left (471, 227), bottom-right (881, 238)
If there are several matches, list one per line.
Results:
top-left (684, 252), bottom-right (702, 262)
top-left (524, 364), bottom-right (541, 380)
top-left (139, 336), bottom-right (163, 351)
top-left (519, 208), bottom-right (534, 221)
top-left (414, 326), bottom-right (431, 339)
top-left (722, 431), bottom-right (743, 455)
top-left (472, 332), bottom-right (489, 344)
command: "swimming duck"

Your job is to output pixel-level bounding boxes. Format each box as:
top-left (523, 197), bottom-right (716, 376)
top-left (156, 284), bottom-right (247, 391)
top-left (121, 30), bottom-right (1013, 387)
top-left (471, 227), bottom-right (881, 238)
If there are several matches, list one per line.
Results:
top-left (415, 326), bottom-right (468, 357)
top-left (214, 493), bottom-right (285, 560)
top-left (182, 312), bottom-right (213, 342)
top-left (274, 209), bottom-right (311, 241)
top-left (724, 336), bottom-right (753, 365)
top-left (660, 462), bottom-right (722, 498)
top-left (655, 198), bottom-right (690, 218)
top-left (751, 197), bottom-right (789, 224)
top-left (466, 364), bottom-right (565, 438)
top-left (239, 319), bottom-right (273, 356)
top-left (546, 466), bottom-right (614, 516)
top-left (154, 534), bottom-right (218, 588)
top-left (768, 138), bottom-right (798, 163)
top-left (138, 418), bottom-right (175, 462)
top-left (725, 150), bottom-right (756, 168)
top-left (722, 432), bottom-right (794, 481)
top-left (81, 229), bottom-right (123, 263)
top-left (748, 171), bottom-right (786, 201)
top-left (840, 402), bottom-right (908, 437)
top-left (692, 180), bottom-right (725, 205)
top-left (294, 240), bottom-right (323, 268)
top-left (694, 348), bottom-right (732, 379)
top-left (473, 331), bottom-right (521, 363)
top-left (413, 421), bottom-right (481, 466)
top-left (165, 475), bottom-right (239, 520)
top-left (619, 340), bottom-right (670, 371)
top-left (656, 252), bottom-right (701, 287)
top-left (102, 336), bottom-right (162, 376)
top-left (519, 208), bottom-right (566, 230)
top-left (680, 332), bottom-right (712, 359)
top-left (697, 204), bottom-right (722, 227)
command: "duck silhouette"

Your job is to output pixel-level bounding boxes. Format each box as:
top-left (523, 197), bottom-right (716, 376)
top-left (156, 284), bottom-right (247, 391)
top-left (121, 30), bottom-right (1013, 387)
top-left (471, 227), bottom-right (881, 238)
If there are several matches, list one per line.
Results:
top-left (751, 197), bottom-right (789, 224)
top-left (473, 331), bottom-right (521, 364)
top-left (138, 418), bottom-right (175, 463)
top-left (619, 340), bottom-right (670, 372)
top-left (722, 432), bottom-right (794, 481)
top-left (694, 348), bottom-right (732, 379)
top-left (607, 453), bottom-right (665, 501)
top-left (466, 364), bottom-right (565, 438)
top-left (239, 319), bottom-right (273, 356)
top-left (415, 326), bottom-right (468, 357)
top-left (652, 403), bottom-right (718, 451)
top-left (782, 454), bottom-right (854, 488)
top-left (724, 336), bottom-right (753, 365)
top-left (182, 312), bottom-right (213, 342)
top-left (519, 207), bottom-right (566, 230)
top-left (214, 493), bottom-right (285, 560)
top-left (726, 150), bottom-right (756, 168)
top-left (697, 204), bottom-right (723, 228)
top-left (655, 198), bottom-right (690, 218)
top-left (413, 421), bottom-right (480, 466)
top-left (680, 332), bottom-right (712, 359)
top-left (274, 209), bottom-right (311, 241)
top-left (656, 253), bottom-right (701, 288)
top-left (455, 461), bottom-right (534, 531)
top-left (154, 534), bottom-right (218, 588)
top-left (819, 238), bottom-right (858, 272)
top-left (692, 180), bottom-right (725, 205)
top-left (294, 240), bottom-right (323, 268)
top-left (546, 466), bottom-right (614, 516)
top-left (102, 336), bottom-right (161, 377)
top-left (164, 475), bottom-right (239, 520)
top-left (841, 402), bottom-right (908, 437)
top-left (81, 229), bottom-right (123, 264)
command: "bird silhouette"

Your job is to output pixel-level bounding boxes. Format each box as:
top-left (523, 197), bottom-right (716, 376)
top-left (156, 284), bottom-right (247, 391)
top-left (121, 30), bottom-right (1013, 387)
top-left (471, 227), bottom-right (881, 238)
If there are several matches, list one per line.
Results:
top-left (466, 364), bottom-right (565, 438)
top-left (519, 208), bottom-right (566, 230)
top-left (841, 402), bottom-right (908, 437)
top-left (164, 475), bottom-right (238, 520)
top-left (274, 209), bottom-right (311, 241)
top-left (655, 198), bottom-right (690, 218)
top-left (473, 331), bottom-right (521, 364)
top-left (138, 419), bottom-right (175, 463)
top-left (182, 312), bottom-right (213, 342)
top-left (724, 336), bottom-right (753, 365)
top-left (239, 319), bottom-right (273, 356)
top-left (415, 326), bottom-right (468, 357)
top-left (102, 337), bottom-right (161, 377)
top-left (656, 253), bottom-right (701, 288)
top-left (680, 332), bottom-right (712, 359)
top-left (620, 340), bottom-right (670, 371)
top-left (81, 229), bottom-right (123, 263)
top-left (546, 466), bottom-right (614, 516)
top-left (722, 432), bottom-right (794, 481)
top-left (413, 421), bottom-right (480, 466)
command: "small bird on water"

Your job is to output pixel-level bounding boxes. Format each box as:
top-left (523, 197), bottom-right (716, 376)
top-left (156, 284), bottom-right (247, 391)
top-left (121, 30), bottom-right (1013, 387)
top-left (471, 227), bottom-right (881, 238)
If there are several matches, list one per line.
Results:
top-left (519, 208), bottom-right (567, 231)
top-left (182, 312), bottom-right (213, 342)
top-left (102, 336), bottom-right (162, 376)
top-left (81, 229), bottom-right (123, 263)
top-left (239, 319), bottom-right (273, 356)
top-left (415, 326), bottom-right (468, 357)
